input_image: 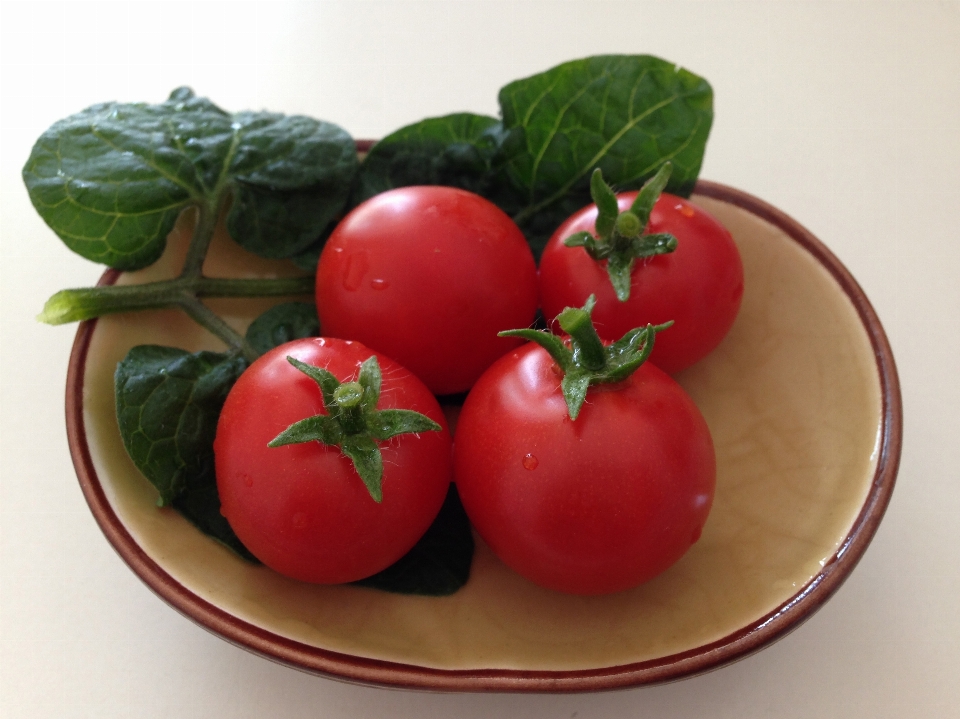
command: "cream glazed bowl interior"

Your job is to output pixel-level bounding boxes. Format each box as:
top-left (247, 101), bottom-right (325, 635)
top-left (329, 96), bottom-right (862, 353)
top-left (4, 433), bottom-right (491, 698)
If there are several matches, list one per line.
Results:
top-left (66, 179), bottom-right (901, 692)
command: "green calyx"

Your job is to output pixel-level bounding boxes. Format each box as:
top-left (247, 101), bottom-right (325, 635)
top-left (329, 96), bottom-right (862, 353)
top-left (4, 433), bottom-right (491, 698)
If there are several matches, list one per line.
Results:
top-left (500, 296), bottom-right (671, 421)
top-left (268, 355), bottom-right (442, 503)
top-left (563, 162), bottom-right (678, 302)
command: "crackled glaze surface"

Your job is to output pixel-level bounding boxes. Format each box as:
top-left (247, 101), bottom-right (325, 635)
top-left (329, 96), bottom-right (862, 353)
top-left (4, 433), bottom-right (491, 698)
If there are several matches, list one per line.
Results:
top-left (80, 194), bottom-right (882, 672)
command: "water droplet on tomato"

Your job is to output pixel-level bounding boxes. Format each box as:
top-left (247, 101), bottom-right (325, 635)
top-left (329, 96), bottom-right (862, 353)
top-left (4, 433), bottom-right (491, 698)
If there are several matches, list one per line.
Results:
top-left (675, 203), bottom-right (696, 218)
top-left (342, 250), bottom-right (370, 291)
top-left (370, 278), bottom-right (389, 290)
top-left (292, 512), bottom-right (308, 530)
top-left (522, 453), bottom-right (539, 470)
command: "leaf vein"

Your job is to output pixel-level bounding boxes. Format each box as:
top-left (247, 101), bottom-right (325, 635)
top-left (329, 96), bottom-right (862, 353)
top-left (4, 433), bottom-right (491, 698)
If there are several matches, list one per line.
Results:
top-left (88, 126), bottom-right (201, 199)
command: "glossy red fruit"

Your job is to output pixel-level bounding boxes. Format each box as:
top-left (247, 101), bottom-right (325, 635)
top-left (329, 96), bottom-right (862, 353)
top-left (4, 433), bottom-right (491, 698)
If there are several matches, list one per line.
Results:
top-left (316, 186), bottom-right (539, 395)
top-left (540, 192), bottom-right (743, 374)
top-left (454, 342), bottom-right (716, 595)
top-left (214, 337), bottom-right (452, 584)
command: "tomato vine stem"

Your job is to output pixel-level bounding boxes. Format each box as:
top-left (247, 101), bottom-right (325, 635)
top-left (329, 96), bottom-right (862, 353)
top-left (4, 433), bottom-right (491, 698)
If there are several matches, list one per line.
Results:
top-left (37, 195), bottom-right (315, 361)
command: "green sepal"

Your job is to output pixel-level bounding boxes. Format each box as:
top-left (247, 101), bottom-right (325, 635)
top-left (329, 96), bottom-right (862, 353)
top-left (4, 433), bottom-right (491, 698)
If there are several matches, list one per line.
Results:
top-left (341, 434), bottom-right (384, 503)
top-left (498, 328), bottom-right (573, 371)
top-left (602, 322), bottom-right (672, 382)
top-left (560, 373), bottom-right (592, 421)
top-left (567, 162), bottom-right (679, 302)
top-left (268, 414), bottom-right (343, 447)
top-left (368, 410), bottom-right (442, 441)
top-left (563, 231), bottom-right (595, 250)
top-left (591, 168), bottom-right (620, 237)
top-left (286, 356), bottom-right (338, 407)
top-left (632, 232), bottom-right (678, 257)
top-left (629, 161), bottom-right (673, 224)
top-left (356, 356), bottom-right (381, 414)
top-left (500, 296), bottom-right (671, 421)
top-left (606, 254), bottom-right (634, 302)
top-left (269, 355), bottom-right (441, 502)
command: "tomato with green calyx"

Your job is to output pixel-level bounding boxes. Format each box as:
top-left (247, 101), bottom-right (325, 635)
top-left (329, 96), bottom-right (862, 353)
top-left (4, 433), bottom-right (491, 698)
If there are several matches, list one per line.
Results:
top-left (453, 297), bottom-right (716, 595)
top-left (539, 163), bottom-right (743, 375)
top-left (316, 186), bottom-right (539, 395)
top-left (214, 337), bottom-right (452, 584)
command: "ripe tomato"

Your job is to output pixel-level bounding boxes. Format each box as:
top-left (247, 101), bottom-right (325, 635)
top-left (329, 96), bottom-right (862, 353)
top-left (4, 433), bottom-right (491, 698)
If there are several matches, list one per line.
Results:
top-left (453, 343), bottom-right (716, 596)
top-left (316, 186), bottom-right (539, 395)
top-left (539, 192), bottom-right (743, 374)
top-left (214, 337), bottom-right (452, 584)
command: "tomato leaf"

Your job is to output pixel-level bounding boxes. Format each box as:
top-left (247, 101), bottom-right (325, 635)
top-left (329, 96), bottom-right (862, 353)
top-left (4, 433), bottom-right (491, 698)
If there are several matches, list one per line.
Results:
top-left (225, 112), bottom-right (357, 260)
top-left (115, 345), bottom-right (248, 506)
top-left (354, 484), bottom-right (474, 596)
top-left (23, 87), bottom-right (357, 270)
top-left (352, 113), bottom-right (509, 205)
top-left (498, 55), bottom-right (713, 255)
top-left (244, 302), bottom-right (320, 356)
top-left (170, 473), bottom-right (259, 562)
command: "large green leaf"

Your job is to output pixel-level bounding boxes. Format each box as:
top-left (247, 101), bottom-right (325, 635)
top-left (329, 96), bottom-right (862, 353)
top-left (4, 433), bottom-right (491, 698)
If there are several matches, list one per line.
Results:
top-left (23, 87), bottom-right (357, 270)
top-left (498, 55), bottom-right (713, 254)
top-left (226, 112), bottom-right (358, 259)
top-left (244, 301), bottom-right (320, 356)
top-left (115, 345), bottom-right (247, 506)
top-left (171, 473), bottom-right (259, 562)
top-left (351, 113), bottom-right (509, 204)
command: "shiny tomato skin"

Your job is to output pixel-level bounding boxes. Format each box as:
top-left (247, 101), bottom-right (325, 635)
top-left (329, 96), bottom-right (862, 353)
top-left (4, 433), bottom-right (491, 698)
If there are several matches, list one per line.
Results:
top-left (539, 193), bottom-right (744, 375)
top-left (214, 337), bottom-right (452, 584)
top-left (453, 343), bottom-right (716, 595)
top-left (316, 186), bottom-right (539, 395)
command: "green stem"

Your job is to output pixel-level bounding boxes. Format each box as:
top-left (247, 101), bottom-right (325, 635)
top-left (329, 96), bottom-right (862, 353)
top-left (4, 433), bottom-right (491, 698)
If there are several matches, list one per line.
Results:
top-left (38, 276), bottom-right (316, 325)
top-left (333, 382), bottom-right (367, 434)
top-left (180, 200), bottom-right (220, 278)
top-left (197, 277), bottom-right (316, 297)
top-left (178, 297), bottom-right (255, 360)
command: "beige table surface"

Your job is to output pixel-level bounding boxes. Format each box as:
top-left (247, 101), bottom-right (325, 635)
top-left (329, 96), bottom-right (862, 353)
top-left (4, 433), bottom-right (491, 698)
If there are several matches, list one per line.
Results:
top-left (1, 2), bottom-right (957, 717)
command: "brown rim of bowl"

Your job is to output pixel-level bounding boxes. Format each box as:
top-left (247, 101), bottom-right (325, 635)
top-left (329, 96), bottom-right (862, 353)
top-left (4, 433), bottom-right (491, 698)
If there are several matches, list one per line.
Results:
top-left (65, 179), bottom-right (902, 693)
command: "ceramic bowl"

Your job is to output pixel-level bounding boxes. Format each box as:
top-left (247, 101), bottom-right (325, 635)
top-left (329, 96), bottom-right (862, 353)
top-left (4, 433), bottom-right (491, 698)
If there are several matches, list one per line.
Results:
top-left (66, 179), bottom-right (901, 691)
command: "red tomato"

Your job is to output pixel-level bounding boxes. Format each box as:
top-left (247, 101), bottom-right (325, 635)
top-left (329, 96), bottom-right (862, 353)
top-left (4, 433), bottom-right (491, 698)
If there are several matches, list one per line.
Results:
top-left (316, 186), bottom-right (539, 395)
top-left (214, 337), bottom-right (452, 584)
top-left (453, 343), bottom-right (716, 595)
top-left (539, 193), bottom-right (744, 374)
